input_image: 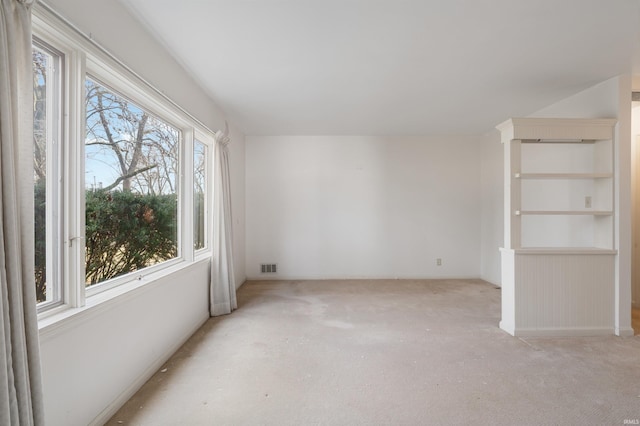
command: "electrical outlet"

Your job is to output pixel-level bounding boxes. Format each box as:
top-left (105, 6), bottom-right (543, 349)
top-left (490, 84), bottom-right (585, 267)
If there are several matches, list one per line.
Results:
top-left (436, 258), bottom-right (442, 266)
top-left (585, 196), bottom-right (592, 209)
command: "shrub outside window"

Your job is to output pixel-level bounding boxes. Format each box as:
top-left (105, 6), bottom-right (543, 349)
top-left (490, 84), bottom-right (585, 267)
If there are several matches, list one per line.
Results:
top-left (84, 78), bottom-right (180, 287)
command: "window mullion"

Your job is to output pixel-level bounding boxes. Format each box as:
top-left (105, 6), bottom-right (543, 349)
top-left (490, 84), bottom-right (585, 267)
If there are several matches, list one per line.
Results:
top-left (44, 50), bottom-right (56, 303)
top-left (194, 132), bottom-right (212, 253)
top-left (183, 129), bottom-right (195, 262)
top-left (65, 49), bottom-right (86, 308)
top-left (206, 139), bottom-right (213, 251)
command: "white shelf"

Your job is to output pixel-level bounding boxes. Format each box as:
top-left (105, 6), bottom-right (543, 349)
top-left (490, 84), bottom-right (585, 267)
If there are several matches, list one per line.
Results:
top-left (515, 173), bottom-right (613, 179)
top-left (502, 119), bottom-right (614, 250)
top-left (502, 247), bottom-right (618, 255)
top-left (515, 210), bottom-right (612, 216)
top-left (520, 139), bottom-right (597, 144)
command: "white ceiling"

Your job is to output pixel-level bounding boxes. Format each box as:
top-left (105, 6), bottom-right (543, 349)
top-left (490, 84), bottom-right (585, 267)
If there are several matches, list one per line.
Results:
top-left (119, 0), bottom-right (639, 135)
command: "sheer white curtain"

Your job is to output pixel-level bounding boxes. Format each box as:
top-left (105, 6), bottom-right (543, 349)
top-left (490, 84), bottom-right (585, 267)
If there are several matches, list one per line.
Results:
top-left (210, 123), bottom-right (237, 316)
top-left (0, 0), bottom-right (45, 424)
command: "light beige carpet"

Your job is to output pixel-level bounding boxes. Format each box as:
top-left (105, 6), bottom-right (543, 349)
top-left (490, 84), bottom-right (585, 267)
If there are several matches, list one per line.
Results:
top-left (107, 279), bottom-right (640, 426)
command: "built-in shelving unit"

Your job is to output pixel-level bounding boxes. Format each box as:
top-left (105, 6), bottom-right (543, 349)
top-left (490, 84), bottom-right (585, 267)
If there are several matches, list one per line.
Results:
top-left (497, 118), bottom-right (618, 337)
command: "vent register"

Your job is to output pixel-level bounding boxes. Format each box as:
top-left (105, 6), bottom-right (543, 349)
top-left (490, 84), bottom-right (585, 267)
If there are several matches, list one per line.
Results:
top-left (260, 264), bottom-right (277, 273)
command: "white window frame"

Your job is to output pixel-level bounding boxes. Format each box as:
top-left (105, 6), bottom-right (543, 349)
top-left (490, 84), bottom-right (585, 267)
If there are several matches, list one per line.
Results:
top-left (81, 70), bottom-right (186, 297)
top-left (33, 5), bottom-right (215, 324)
top-left (32, 12), bottom-right (85, 316)
top-left (32, 39), bottom-right (64, 312)
top-left (194, 132), bottom-right (214, 255)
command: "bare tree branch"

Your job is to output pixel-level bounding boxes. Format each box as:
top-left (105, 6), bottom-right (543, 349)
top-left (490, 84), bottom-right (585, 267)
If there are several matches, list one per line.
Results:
top-left (102, 164), bottom-right (158, 192)
top-left (96, 89), bottom-right (128, 177)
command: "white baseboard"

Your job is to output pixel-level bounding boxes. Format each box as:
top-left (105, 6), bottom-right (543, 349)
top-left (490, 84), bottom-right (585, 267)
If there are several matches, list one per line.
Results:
top-left (510, 327), bottom-right (614, 338)
top-left (499, 321), bottom-right (515, 336)
top-left (244, 275), bottom-right (483, 281)
top-left (615, 327), bottom-right (635, 338)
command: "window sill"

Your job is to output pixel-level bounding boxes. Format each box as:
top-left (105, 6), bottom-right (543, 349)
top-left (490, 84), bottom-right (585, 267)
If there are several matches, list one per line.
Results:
top-left (38, 256), bottom-right (211, 340)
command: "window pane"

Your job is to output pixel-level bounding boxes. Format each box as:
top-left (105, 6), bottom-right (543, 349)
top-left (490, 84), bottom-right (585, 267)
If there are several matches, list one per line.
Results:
top-left (194, 141), bottom-right (207, 250)
top-left (84, 78), bottom-right (179, 286)
top-left (33, 43), bottom-right (61, 307)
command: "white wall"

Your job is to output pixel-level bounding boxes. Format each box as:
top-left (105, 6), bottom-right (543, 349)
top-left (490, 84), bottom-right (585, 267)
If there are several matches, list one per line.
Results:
top-left (631, 75), bottom-right (640, 311)
top-left (37, 1), bottom-right (246, 424)
top-left (631, 100), bottom-right (640, 308)
top-left (530, 77), bottom-right (621, 120)
top-left (480, 130), bottom-right (503, 286)
top-left (39, 262), bottom-right (210, 425)
top-left (246, 135), bottom-right (482, 280)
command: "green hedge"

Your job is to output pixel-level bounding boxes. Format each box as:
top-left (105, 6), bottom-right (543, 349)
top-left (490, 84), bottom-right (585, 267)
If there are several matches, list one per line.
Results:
top-left (34, 188), bottom-right (178, 302)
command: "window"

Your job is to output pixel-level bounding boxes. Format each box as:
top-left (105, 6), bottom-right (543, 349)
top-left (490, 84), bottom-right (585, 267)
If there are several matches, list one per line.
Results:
top-left (32, 8), bottom-right (214, 317)
top-left (84, 78), bottom-right (179, 287)
top-left (33, 40), bottom-right (63, 310)
top-left (194, 140), bottom-right (207, 250)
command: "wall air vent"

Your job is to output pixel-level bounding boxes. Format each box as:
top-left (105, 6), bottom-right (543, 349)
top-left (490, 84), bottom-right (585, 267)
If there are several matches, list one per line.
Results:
top-left (260, 263), bottom-right (277, 273)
